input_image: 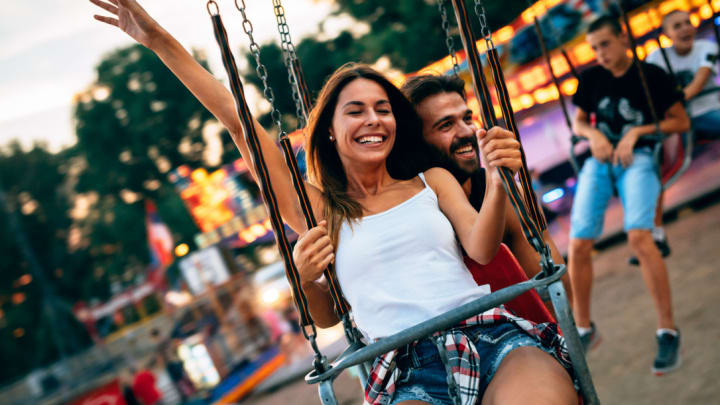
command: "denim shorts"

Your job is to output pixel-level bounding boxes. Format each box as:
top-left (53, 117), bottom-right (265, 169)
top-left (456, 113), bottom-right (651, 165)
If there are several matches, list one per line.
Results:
top-left (570, 148), bottom-right (660, 240)
top-left (389, 322), bottom-right (547, 404)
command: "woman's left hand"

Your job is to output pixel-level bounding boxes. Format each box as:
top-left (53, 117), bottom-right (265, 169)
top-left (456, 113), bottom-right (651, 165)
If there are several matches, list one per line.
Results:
top-left (477, 127), bottom-right (522, 184)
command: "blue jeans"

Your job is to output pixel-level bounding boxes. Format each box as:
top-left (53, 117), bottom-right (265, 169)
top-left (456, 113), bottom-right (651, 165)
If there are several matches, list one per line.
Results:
top-left (570, 148), bottom-right (660, 240)
top-left (389, 322), bottom-right (547, 404)
top-left (692, 109), bottom-right (720, 139)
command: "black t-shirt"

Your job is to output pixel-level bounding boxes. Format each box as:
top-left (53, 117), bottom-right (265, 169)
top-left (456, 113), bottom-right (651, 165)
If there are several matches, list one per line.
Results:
top-left (467, 167), bottom-right (487, 211)
top-left (572, 62), bottom-right (684, 148)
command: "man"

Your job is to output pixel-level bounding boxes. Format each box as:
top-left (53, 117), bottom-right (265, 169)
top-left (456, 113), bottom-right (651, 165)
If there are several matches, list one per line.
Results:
top-left (639, 9), bottom-right (720, 266)
top-left (400, 74), bottom-right (572, 314)
top-left (569, 15), bottom-right (688, 374)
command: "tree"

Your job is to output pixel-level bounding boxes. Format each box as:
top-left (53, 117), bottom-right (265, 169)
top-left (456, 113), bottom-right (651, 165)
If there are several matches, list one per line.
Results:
top-left (0, 142), bottom-right (92, 385)
top-left (243, 0), bottom-right (527, 126)
top-left (71, 45), bottom-right (229, 300)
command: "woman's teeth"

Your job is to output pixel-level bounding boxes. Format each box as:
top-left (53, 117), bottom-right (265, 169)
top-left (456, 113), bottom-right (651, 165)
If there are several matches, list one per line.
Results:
top-left (358, 136), bottom-right (384, 144)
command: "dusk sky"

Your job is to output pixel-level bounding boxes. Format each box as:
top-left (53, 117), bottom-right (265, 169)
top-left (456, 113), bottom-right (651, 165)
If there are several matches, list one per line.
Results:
top-left (0, 0), bottom-right (344, 152)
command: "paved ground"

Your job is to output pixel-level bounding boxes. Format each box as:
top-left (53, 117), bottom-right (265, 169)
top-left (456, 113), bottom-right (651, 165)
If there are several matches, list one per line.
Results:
top-left (245, 197), bottom-right (720, 405)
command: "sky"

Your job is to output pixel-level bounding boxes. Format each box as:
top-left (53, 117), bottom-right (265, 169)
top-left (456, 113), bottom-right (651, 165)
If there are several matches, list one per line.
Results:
top-left (0, 0), bottom-right (343, 152)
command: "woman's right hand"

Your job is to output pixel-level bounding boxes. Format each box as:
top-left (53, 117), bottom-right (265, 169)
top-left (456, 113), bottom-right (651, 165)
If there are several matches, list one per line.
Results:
top-left (90, 0), bottom-right (164, 49)
top-left (293, 220), bottom-right (335, 287)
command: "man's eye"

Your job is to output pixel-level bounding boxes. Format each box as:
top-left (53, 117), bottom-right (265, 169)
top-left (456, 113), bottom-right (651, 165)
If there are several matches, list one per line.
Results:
top-left (348, 111), bottom-right (362, 115)
top-left (377, 109), bottom-right (391, 114)
top-left (439, 121), bottom-right (452, 130)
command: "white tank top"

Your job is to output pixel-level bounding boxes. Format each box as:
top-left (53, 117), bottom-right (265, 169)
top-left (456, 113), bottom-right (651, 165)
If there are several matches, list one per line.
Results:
top-left (335, 172), bottom-right (491, 340)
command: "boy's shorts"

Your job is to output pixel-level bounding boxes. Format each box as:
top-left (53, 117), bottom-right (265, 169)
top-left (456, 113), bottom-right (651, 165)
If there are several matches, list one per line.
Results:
top-left (570, 148), bottom-right (660, 240)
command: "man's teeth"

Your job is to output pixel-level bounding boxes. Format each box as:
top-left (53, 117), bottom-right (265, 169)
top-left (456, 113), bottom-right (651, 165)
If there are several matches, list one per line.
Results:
top-left (358, 136), bottom-right (383, 144)
top-left (455, 145), bottom-right (474, 154)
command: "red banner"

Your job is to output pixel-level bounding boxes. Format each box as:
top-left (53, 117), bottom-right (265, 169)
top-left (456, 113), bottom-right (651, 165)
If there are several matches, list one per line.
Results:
top-left (67, 379), bottom-right (126, 405)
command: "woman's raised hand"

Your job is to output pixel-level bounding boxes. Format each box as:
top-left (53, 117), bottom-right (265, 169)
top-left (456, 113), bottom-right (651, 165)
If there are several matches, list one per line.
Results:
top-left (293, 220), bottom-right (335, 288)
top-left (477, 127), bottom-right (522, 184)
top-left (90, 0), bottom-right (163, 49)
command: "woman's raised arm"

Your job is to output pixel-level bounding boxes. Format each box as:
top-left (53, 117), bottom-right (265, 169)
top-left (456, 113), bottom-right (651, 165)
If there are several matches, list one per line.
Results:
top-left (90, 0), bottom-right (320, 232)
top-left (429, 127), bottom-right (522, 264)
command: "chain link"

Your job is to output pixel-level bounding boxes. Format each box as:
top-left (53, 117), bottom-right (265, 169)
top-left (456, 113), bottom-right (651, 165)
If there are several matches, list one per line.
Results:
top-left (473, 0), bottom-right (494, 46)
top-left (272, 0), bottom-right (306, 127)
top-left (235, 0), bottom-right (286, 137)
top-left (437, 0), bottom-right (461, 76)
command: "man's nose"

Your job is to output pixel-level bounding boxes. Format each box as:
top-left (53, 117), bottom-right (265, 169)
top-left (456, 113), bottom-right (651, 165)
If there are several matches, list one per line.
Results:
top-left (459, 120), bottom-right (475, 137)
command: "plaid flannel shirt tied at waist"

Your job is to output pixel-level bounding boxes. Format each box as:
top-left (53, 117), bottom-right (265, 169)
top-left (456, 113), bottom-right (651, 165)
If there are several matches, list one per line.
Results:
top-left (363, 306), bottom-right (572, 405)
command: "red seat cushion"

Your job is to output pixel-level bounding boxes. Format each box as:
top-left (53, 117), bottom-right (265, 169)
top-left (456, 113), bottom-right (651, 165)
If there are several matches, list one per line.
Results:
top-left (661, 133), bottom-right (685, 184)
top-left (464, 244), bottom-right (555, 325)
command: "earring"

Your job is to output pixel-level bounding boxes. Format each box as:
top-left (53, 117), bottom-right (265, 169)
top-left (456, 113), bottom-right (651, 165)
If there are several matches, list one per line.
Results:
top-left (329, 135), bottom-right (335, 141)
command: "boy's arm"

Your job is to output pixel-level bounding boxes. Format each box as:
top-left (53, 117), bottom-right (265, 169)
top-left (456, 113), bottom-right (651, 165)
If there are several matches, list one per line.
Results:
top-left (683, 67), bottom-right (713, 100)
top-left (614, 101), bottom-right (690, 167)
top-left (573, 108), bottom-right (613, 163)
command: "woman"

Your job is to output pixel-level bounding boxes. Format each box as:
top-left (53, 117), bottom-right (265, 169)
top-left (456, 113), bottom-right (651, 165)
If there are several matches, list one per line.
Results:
top-left (90, 1), bottom-right (577, 403)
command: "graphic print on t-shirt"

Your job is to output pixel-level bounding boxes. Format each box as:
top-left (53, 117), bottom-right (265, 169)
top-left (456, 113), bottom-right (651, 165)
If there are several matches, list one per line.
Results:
top-left (596, 96), bottom-right (644, 142)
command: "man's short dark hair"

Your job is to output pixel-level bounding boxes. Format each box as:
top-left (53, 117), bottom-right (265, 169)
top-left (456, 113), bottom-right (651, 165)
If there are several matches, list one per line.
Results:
top-left (400, 74), bottom-right (466, 107)
top-left (587, 14), bottom-right (623, 36)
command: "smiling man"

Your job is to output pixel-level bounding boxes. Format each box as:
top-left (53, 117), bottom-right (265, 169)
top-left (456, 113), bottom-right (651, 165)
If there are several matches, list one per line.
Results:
top-left (400, 74), bottom-right (572, 315)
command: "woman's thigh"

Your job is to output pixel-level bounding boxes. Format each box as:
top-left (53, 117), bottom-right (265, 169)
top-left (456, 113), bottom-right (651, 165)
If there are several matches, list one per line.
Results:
top-left (482, 346), bottom-right (577, 405)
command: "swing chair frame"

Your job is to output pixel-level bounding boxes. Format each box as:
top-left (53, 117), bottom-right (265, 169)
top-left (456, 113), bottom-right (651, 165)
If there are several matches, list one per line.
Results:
top-left (204, 0), bottom-right (598, 403)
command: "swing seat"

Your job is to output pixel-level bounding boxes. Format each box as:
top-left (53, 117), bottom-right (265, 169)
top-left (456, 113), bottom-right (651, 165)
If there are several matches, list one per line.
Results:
top-left (660, 131), bottom-right (693, 189)
top-left (465, 244), bottom-right (555, 325)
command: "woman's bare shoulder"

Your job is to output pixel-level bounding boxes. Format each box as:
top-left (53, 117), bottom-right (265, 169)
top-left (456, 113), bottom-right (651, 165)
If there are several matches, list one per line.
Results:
top-left (422, 167), bottom-right (456, 186)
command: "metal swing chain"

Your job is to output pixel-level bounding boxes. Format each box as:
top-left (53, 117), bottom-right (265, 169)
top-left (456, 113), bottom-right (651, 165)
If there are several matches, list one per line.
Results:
top-left (615, 0), bottom-right (662, 137)
top-left (235, 0), bottom-right (287, 139)
top-left (472, 0), bottom-right (553, 264)
top-left (272, 0), bottom-right (307, 127)
top-left (437, 0), bottom-right (462, 76)
top-left (272, 2), bottom-right (365, 351)
top-left (234, 0), bottom-right (327, 370)
top-left (473, 0), bottom-right (493, 45)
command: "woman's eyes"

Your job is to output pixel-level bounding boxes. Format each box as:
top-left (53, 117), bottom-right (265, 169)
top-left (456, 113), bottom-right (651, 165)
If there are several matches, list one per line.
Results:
top-left (347, 108), bottom-right (391, 115)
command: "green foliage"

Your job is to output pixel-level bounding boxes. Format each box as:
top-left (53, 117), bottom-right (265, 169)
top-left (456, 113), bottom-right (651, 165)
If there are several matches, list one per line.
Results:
top-left (244, 0), bottom-right (526, 125)
top-left (0, 142), bottom-right (91, 385)
top-left (72, 45), bottom-right (229, 299)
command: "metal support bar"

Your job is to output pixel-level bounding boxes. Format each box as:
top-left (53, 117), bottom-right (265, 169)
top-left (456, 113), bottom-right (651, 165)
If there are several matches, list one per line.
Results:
top-left (548, 280), bottom-right (601, 405)
top-left (318, 379), bottom-right (339, 405)
top-left (306, 268), bottom-right (563, 384)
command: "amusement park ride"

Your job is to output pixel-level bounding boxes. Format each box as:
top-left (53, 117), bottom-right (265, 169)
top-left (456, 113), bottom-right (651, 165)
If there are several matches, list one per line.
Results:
top-left (79, 0), bottom-right (720, 404)
top-left (157, 0), bottom-right (720, 403)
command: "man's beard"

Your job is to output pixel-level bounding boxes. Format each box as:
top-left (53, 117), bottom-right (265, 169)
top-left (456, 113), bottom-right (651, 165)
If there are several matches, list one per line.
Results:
top-left (434, 136), bottom-right (480, 184)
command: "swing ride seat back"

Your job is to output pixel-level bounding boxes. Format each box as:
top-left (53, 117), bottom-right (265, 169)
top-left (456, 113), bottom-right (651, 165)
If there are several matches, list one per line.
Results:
top-left (660, 132), bottom-right (692, 189)
top-left (464, 244), bottom-right (555, 325)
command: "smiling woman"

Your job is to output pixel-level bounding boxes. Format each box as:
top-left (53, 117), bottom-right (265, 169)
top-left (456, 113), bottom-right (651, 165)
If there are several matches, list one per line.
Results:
top-left (89, 1), bottom-right (576, 404)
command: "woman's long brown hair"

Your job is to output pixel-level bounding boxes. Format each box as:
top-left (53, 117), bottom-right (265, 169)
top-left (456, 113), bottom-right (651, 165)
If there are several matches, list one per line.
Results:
top-left (305, 63), bottom-right (436, 245)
